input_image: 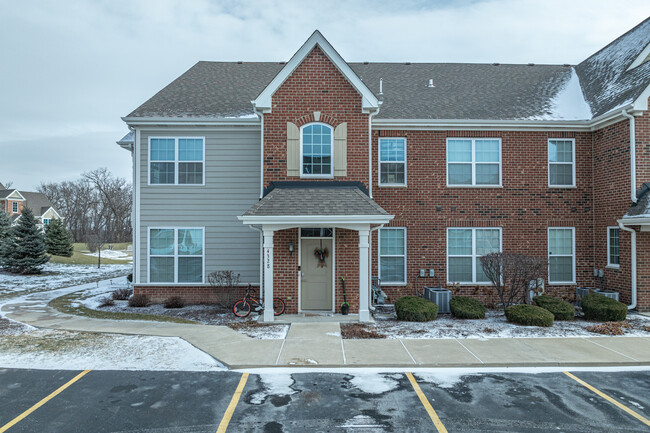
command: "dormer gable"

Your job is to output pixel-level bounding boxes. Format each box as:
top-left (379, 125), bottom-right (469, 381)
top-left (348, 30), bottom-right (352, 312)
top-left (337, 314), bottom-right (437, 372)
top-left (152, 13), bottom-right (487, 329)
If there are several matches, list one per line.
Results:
top-left (252, 30), bottom-right (379, 114)
top-left (627, 42), bottom-right (650, 71)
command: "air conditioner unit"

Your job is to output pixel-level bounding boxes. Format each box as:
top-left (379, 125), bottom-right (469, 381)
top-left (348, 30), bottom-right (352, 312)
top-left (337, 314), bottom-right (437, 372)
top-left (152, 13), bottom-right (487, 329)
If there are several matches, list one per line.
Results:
top-left (423, 287), bottom-right (451, 314)
top-left (593, 289), bottom-right (620, 302)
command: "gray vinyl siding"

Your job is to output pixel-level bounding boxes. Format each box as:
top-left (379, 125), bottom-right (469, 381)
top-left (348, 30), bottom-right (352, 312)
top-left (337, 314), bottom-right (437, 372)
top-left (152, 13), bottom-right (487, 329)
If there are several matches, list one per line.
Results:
top-left (137, 127), bottom-right (261, 284)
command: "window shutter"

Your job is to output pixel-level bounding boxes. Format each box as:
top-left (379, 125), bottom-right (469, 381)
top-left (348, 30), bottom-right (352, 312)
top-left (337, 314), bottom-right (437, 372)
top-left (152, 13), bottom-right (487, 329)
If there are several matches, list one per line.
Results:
top-left (334, 122), bottom-right (347, 177)
top-left (286, 122), bottom-right (300, 177)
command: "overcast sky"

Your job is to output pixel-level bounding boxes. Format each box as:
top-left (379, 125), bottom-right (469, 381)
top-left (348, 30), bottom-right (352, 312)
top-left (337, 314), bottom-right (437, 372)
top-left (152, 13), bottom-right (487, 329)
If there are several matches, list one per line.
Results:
top-left (1, 0), bottom-right (649, 190)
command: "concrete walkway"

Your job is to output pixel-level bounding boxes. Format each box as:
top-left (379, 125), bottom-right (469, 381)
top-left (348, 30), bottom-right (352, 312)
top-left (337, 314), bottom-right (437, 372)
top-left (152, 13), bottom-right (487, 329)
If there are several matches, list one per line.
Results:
top-left (2, 278), bottom-right (650, 369)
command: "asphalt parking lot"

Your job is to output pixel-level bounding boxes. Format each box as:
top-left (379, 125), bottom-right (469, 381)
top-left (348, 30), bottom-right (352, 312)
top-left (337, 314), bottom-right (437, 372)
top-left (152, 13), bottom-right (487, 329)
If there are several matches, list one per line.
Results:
top-left (0, 368), bottom-right (649, 432)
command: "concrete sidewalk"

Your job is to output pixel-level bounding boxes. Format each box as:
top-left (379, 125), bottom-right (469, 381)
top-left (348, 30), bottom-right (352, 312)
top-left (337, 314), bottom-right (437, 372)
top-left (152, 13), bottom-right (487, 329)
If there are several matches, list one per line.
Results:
top-left (2, 278), bottom-right (650, 369)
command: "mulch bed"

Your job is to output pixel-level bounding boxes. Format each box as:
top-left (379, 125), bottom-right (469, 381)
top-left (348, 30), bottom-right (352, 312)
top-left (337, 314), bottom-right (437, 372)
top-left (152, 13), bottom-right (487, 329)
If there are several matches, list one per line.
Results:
top-left (341, 323), bottom-right (386, 339)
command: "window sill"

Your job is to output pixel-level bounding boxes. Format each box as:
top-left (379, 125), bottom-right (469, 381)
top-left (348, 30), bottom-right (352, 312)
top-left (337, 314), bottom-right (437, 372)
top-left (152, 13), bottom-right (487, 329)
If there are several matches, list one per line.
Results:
top-left (446, 282), bottom-right (493, 286)
top-left (605, 265), bottom-right (620, 270)
top-left (299, 175), bottom-right (334, 180)
top-left (548, 186), bottom-right (577, 189)
top-left (446, 185), bottom-right (502, 188)
top-left (147, 183), bottom-right (206, 187)
top-left (378, 184), bottom-right (408, 188)
top-left (380, 282), bottom-right (407, 286)
top-left (548, 282), bottom-right (576, 286)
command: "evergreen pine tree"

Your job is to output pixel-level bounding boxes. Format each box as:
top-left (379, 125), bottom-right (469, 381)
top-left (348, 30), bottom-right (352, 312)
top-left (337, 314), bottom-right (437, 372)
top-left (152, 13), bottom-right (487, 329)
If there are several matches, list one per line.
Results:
top-left (45, 218), bottom-right (74, 257)
top-left (0, 207), bottom-right (49, 274)
top-left (0, 211), bottom-right (11, 245)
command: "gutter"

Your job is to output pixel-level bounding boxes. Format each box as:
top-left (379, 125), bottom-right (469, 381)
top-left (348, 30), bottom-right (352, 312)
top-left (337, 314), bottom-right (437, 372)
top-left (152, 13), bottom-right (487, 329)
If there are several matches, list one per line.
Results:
top-left (618, 220), bottom-right (637, 310)
top-left (621, 109), bottom-right (637, 203)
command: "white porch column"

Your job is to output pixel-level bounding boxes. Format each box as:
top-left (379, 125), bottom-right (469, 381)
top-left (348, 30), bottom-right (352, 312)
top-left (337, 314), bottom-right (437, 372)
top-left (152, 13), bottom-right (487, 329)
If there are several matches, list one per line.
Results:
top-left (358, 228), bottom-right (370, 322)
top-left (263, 229), bottom-right (275, 322)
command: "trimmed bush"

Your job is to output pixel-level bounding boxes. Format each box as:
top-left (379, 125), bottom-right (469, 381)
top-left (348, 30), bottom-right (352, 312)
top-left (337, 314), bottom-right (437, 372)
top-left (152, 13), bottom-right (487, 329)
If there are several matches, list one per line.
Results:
top-left (112, 288), bottom-right (133, 300)
top-left (98, 296), bottom-right (115, 307)
top-left (164, 296), bottom-right (185, 309)
top-left (449, 296), bottom-right (486, 319)
top-left (128, 294), bottom-right (150, 308)
top-left (581, 293), bottom-right (627, 322)
top-left (533, 295), bottom-right (574, 320)
top-left (394, 296), bottom-right (438, 322)
top-left (505, 304), bottom-right (554, 327)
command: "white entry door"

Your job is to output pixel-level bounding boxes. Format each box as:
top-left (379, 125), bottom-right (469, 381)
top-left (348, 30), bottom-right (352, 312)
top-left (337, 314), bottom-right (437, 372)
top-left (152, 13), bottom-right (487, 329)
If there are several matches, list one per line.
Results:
top-left (301, 238), bottom-right (333, 310)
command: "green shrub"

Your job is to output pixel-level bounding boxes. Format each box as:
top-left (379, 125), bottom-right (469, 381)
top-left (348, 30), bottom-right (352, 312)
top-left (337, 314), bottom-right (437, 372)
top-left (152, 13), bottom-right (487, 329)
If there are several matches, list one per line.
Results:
top-left (164, 296), bottom-right (185, 309)
top-left (505, 304), bottom-right (554, 327)
top-left (394, 296), bottom-right (438, 322)
top-left (533, 295), bottom-right (574, 320)
top-left (449, 296), bottom-right (486, 319)
top-left (581, 293), bottom-right (627, 321)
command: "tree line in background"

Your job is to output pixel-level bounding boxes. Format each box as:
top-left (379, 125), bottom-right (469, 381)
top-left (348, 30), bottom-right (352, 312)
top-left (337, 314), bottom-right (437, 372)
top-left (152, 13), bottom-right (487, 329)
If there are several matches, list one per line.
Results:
top-left (39, 168), bottom-right (132, 243)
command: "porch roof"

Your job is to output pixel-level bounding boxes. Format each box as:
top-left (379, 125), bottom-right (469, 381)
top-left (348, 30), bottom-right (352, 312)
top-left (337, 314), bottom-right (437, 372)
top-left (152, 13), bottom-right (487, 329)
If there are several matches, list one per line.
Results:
top-left (239, 182), bottom-right (393, 226)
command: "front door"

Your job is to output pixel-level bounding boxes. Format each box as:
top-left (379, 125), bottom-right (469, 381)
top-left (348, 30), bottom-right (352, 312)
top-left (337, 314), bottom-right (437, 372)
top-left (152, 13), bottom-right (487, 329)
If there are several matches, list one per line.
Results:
top-left (301, 238), bottom-right (333, 310)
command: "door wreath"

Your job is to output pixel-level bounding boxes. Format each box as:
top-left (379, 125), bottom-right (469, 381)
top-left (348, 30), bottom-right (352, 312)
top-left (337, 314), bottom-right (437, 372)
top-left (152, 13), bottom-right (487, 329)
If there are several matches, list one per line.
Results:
top-left (314, 247), bottom-right (329, 267)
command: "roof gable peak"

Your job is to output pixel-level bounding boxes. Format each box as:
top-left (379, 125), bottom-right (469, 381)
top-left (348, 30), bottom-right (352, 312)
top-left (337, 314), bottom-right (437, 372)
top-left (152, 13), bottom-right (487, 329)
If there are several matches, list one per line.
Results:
top-left (252, 30), bottom-right (379, 113)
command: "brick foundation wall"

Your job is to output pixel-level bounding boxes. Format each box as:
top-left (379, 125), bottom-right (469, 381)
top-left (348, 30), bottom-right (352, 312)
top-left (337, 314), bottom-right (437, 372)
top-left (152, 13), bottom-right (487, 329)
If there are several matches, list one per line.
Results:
top-left (134, 285), bottom-right (250, 305)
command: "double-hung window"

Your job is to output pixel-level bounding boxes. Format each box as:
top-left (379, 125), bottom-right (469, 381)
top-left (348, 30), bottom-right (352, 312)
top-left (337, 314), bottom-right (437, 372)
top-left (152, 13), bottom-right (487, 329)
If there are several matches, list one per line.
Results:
top-left (12, 202), bottom-right (18, 213)
top-left (548, 228), bottom-right (575, 284)
top-left (379, 228), bottom-right (406, 284)
top-left (607, 227), bottom-right (620, 268)
top-left (447, 138), bottom-right (501, 186)
top-left (42, 219), bottom-right (51, 226)
top-left (301, 123), bottom-right (333, 177)
top-left (379, 138), bottom-right (406, 185)
top-left (548, 139), bottom-right (575, 187)
top-left (149, 228), bottom-right (204, 283)
top-left (447, 228), bottom-right (501, 283)
top-left (150, 137), bottom-right (204, 185)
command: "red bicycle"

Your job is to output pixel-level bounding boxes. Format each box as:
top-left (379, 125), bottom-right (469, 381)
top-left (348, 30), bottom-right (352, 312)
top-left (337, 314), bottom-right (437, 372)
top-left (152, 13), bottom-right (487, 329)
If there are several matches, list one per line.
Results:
top-left (233, 284), bottom-right (286, 317)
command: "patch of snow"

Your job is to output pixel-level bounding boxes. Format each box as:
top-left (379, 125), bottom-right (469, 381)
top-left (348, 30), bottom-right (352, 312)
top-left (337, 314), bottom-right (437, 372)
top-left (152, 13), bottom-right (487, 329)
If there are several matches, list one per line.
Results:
top-left (250, 374), bottom-right (296, 404)
top-left (223, 113), bottom-right (259, 119)
top-left (0, 330), bottom-right (225, 371)
top-left (415, 372), bottom-right (470, 389)
top-left (326, 331), bottom-right (341, 337)
top-left (528, 68), bottom-right (592, 121)
top-left (349, 373), bottom-right (400, 394)
top-left (83, 250), bottom-right (132, 260)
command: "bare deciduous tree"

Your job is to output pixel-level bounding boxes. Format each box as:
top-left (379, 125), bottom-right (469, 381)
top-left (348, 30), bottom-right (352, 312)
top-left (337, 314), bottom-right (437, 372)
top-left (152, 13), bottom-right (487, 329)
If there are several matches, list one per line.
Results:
top-left (480, 252), bottom-right (548, 310)
top-left (38, 168), bottom-right (132, 243)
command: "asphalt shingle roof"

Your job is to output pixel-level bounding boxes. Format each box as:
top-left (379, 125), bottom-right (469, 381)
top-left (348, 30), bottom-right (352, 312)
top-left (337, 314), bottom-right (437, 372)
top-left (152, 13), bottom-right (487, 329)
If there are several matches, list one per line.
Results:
top-left (243, 182), bottom-right (389, 217)
top-left (624, 183), bottom-right (650, 219)
top-left (125, 19), bottom-right (649, 122)
top-left (21, 192), bottom-right (55, 218)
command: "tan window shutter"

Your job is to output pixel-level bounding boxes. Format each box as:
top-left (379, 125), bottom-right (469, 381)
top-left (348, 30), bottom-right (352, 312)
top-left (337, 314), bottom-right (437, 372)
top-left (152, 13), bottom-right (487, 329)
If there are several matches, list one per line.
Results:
top-left (286, 122), bottom-right (300, 177)
top-left (334, 122), bottom-right (347, 177)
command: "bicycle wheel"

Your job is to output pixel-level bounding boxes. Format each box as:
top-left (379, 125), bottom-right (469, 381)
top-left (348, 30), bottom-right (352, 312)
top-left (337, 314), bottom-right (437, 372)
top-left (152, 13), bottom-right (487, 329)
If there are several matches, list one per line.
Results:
top-left (273, 298), bottom-right (286, 316)
top-left (233, 300), bottom-right (251, 317)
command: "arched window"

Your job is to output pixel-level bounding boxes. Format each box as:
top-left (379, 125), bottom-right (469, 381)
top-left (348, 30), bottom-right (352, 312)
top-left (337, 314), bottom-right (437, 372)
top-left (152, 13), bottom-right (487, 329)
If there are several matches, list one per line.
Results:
top-left (301, 123), bottom-right (333, 177)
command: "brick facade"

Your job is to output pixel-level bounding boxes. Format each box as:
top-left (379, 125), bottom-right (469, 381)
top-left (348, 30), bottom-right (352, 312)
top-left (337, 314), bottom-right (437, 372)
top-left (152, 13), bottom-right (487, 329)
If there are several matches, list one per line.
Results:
top-left (135, 45), bottom-right (650, 313)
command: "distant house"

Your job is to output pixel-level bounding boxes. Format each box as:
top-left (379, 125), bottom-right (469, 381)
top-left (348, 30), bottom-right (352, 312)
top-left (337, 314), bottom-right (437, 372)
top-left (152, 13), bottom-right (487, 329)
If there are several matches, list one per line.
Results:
top-left (0, 183), bottom-right (63, 229)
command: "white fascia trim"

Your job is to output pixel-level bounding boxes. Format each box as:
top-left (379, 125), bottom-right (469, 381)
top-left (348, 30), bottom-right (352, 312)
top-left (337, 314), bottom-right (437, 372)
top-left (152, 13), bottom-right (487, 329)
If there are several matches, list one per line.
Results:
top-left (238, 214), bottom-right (394, 226)
top-left (626, 42), bottom-right (650, 71)
top-left (618, 217), bottom-right (650, 226)
top-left (7, 190), bottom-right (25, 201)
top-left (252, 30), bottom-right (379, 113)
top-left (632, 84), bottom-right (650, 111)
top-left (122, 116), bottom-right (261, 127)
top-left (41, 207), bottom-right (62, 219)
top-left (372, 118), bottom-right (593, 131)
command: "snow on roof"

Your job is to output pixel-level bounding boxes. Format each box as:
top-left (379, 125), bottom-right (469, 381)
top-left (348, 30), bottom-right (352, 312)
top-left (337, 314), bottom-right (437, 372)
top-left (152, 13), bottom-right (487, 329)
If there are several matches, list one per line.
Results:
top-left (527, 68), bottom-right (592, 120)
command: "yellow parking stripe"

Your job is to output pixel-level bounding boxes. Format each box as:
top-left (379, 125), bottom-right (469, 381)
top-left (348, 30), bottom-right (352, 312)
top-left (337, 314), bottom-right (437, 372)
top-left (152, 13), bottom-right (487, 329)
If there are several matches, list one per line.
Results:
top-left (406, 372), bottom-right (448, 433)
top-left (216, 373), bottom-right (249, 433)
top-left (0, 369), bottom-right (91, 433)
top-left (563, 371), bottom-right (650, 427)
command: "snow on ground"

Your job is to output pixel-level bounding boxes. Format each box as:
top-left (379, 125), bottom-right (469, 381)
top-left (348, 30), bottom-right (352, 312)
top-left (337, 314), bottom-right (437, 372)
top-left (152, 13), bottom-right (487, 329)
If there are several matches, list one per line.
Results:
top-left (415, 372), bottom-right (470, 389)
top-left (83, 250), bottom-right (132, 260)
top-left (0, 263), bottom-right (131, 297)
top-left (0, 327), bottom-right (224, 371)
top-left (370, 309), bottom-right (650, 339)
top-left (76, 280), bottom-right (289, 339)
top-left (250, 374), bottom-right (296, 404)
top-left (350, 373), bottom-right (402, 394)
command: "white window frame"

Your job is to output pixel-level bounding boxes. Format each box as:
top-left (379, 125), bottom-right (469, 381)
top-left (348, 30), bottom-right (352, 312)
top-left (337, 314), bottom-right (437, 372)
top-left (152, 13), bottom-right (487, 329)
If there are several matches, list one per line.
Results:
top-left (446, 138), bottom-right (502, 187)
top-left (547, 227), bottom-right (576, 285)
top-left (607, 226), bottom-right (620, 269)
top-left (11, 202), bottom-right (18, 213)
top-left (446, 227), bottom-right (502, 285)
top-left (42, 218), bottom-right (51, 226)
top-left (147, 227), bottom-right (205, 284)
top-left (378, 227), bottom-right (407, 285)
top-left (548, 138), bottom-right (576, 188)
top-left (378, 137), bottom-right (407, 186)
top-left (148, 137), bottom-right (205, 186)
top-left (300, 122), bottom-right (334, 179)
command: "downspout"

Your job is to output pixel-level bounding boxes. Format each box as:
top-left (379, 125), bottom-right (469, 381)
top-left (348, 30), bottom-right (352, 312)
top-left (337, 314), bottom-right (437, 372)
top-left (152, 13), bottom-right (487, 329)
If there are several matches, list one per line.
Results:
top-left (621, 110), bottom-right (637, 203)
top-left (368, 108), bottom-right (380, 199)
top-left (618, 221), bottom-right (637, 310)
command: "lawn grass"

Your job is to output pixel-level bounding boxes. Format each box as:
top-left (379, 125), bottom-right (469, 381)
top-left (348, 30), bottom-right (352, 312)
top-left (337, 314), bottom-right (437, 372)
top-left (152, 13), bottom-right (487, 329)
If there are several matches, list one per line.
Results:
top-left (49, 293), bottom-right (199, 325)
top-left (49, 243), bottom-right (132, 265)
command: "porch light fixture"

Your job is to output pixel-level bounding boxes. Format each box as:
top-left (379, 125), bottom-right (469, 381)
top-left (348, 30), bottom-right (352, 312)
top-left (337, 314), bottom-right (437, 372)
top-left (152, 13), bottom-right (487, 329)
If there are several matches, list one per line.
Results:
top-left (288, 242), bottom-right (294, 255)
